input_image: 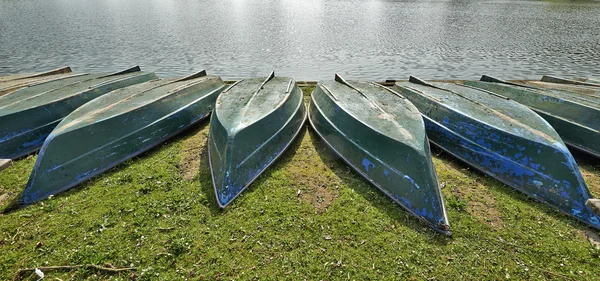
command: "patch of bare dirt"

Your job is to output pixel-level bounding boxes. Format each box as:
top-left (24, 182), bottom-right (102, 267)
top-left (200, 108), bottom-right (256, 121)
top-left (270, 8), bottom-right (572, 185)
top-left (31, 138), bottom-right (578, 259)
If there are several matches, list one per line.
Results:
top-left (179, 125), bottom-right (210, 181)
top-left (0, 193), bottom-right (9, 207)
top-left (579, 163), bottom-right (600, 198)
top-left (287, 133), bottom-right (340, 213)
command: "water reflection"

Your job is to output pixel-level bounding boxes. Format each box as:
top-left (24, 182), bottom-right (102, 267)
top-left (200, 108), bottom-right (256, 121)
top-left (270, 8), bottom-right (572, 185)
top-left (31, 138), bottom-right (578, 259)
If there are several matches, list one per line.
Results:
top-left (0, 0), bottom-right (598, 80)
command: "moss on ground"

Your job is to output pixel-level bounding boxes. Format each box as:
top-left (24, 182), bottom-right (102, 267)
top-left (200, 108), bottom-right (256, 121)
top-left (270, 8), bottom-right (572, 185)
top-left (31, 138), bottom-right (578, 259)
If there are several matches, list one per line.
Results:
top-left (0, 86), bottom-right (599, 280)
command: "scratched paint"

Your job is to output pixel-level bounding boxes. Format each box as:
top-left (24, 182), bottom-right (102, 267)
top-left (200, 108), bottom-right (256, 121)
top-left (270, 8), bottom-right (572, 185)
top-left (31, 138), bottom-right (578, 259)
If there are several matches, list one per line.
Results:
top-left (465, 79), bottom-right (600, 158)
top-left (209, 75), bottom-right (306, 208)
top-left (21, 74), bottom-right (224, 206)
top-left (308, 77), bottom-right (450, 235)
top-left (394, 80), bottom-right (600, 230)
top-left (0, 70), bottom-right (157, 160)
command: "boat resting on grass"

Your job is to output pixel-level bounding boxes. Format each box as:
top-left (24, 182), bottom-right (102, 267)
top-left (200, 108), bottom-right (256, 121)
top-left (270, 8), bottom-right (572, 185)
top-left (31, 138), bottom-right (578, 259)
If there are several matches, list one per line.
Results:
top-left (465, 76), bottom-right (600, 158)
top-left (309, 74), bottom-right (450, 235)
top-left (21, 70), bottom-right (226, 206)
top-left (392, 77), bottom-right (600, 230)
top-left (0, 66), bottom-right (75, 96)
top-left (208, 72), bottom-right (306, 208)
top-left (0, 66), bottom-right (156, 160)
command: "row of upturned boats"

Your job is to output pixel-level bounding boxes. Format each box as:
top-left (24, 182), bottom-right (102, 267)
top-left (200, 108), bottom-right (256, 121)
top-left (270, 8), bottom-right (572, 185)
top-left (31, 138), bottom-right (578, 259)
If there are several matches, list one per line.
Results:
top-left (0, 66), bottom-right (599, 235)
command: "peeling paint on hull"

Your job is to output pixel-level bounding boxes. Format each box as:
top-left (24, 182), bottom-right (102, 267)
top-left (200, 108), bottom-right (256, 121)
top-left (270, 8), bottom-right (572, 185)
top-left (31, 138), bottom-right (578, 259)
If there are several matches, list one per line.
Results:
top-left (466, 77), bottom-right (600, 159)
top-left (394, 78), bottom-right (600, 230)
top-left (308, 76), bottom-right (450, 235)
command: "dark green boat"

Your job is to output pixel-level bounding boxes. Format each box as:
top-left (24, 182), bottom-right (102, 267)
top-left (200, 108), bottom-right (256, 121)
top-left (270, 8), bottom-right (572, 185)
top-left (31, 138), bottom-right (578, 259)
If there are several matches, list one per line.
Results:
top-left (540, 75), bottom-right (600, 87)
top-left (0, 66), bottom-right (75, 96)
top-left (465, 76), bottom-right (600, 158)
top-left (0, 66), bottom-right (156, 160)
top-left (208, 72), bottom-right (306, 208)
top-left (309, 74), bottom-right (450, 235)
top-left (393, 77), bottom-right (600, 230)
top-left (21, 71), bottom-right (226, 206)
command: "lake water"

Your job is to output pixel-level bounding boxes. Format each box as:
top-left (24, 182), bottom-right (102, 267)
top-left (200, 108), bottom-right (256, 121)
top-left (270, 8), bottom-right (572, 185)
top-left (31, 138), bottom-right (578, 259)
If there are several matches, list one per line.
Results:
top-left (0, 0), bottom-right (598, 80)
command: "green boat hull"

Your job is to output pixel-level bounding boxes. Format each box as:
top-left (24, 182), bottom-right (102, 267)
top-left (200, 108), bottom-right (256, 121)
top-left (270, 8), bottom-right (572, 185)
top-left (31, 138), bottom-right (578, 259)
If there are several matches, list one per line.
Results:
top-left (0, 67), bottom-right (75, 96)
top-left (208, 73), bottom-right (306, 208)
top-left (518, 80), bottom-right (600, 98)
top-left (21, 72), bottom-right (226, 206)
top-left (0, 67), bottom-right (157, 159)
top-left (465, 76), bottom-right (600, 158)
top-left (309, 75), bottom-right (450, 235)
top-left (395, 77), bottom-right (600, 230)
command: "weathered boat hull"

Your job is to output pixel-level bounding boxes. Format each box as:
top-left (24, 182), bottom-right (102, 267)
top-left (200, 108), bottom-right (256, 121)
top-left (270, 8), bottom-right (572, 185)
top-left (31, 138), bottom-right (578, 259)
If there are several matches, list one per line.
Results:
top-left (541, 75), bottom-right (600, 87)
top-left (0, 67), bottom-right (156, 159)
top-left (393, 77), bottom-right (600, 230)
top-left (208, 73), bottom-right (306, 208)
top-left (21, 71), bottom-right (226, 206)
top-left (309, 75), bottom-right (450, 234)
top-left (465, 76), bottom-right (600, 158)
top-left (0, 67), bottom-right (75, 96)
top-left (515, 80), bottom-right (600, 98)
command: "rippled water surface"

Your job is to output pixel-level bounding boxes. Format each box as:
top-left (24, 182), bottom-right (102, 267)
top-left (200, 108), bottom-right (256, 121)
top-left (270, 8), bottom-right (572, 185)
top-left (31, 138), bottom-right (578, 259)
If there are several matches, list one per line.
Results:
top-left (0, 0), bottom-right (598, 80)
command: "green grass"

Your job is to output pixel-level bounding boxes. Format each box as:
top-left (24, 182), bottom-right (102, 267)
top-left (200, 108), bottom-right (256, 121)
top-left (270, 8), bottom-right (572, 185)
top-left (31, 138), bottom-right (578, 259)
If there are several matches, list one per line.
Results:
top-left (1, 87), bottom-right (599, 280)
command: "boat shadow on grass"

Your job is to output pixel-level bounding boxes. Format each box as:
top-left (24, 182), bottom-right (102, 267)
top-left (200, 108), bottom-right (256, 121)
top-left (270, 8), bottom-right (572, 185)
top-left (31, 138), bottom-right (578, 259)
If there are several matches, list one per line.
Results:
top-left (428, 144), bottom-right (599, 235)
top-left (305, 126), bottom-right (451, 242)
top-left (0, 119), bottom-right (214, 214)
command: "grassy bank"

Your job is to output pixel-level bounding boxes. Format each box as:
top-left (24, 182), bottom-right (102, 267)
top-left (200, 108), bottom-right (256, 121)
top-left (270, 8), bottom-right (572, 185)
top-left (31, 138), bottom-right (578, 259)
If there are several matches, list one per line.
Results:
top-left (1, 87), bottom-right (599, 280)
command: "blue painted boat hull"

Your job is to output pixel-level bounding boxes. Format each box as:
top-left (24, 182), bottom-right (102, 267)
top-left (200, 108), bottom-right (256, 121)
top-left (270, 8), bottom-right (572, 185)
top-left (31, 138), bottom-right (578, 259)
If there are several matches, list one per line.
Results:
top-left (393, 79), bottom-right (600, 230)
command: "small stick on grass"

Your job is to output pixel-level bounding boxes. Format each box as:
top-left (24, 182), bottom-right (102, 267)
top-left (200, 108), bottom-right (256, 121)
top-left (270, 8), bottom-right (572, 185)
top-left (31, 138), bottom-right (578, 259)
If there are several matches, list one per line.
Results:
top-left (16, 265), bottom-right (136, 280)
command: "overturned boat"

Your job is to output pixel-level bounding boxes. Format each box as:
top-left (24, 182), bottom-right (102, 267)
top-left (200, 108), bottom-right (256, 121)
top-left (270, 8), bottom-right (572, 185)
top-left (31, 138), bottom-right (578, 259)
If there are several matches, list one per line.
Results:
top-left (0, 66), bottom-right (75, 96)
top-left (21, 71), bottom-right (226, 206)
top-left (540, 75), bottom-right (600, 87)
top-left (392, 77), bottom-right (600, 230)
top-left (510, 78), bottom-right (600, 98)
top-left (309, 74), bottom-right (450, 234)
top-left (208, 72), bottom-right (306, 208)
top-left (0, 66), bottom-right (156, 160)
top-left (465, 76), bottom-right (600, 158)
